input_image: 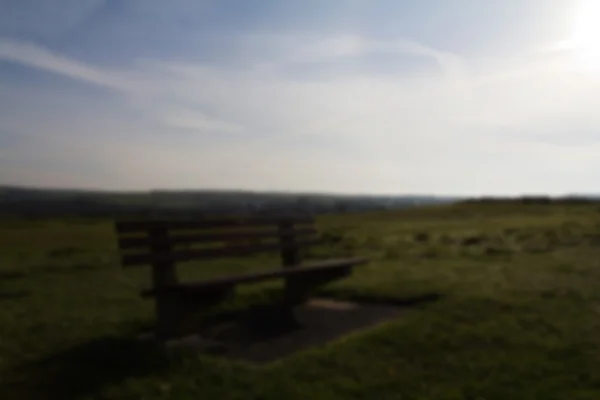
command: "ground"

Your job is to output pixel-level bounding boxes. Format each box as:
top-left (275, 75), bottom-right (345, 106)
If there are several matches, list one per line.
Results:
top-left (2, 202), bottom-right (600, 399)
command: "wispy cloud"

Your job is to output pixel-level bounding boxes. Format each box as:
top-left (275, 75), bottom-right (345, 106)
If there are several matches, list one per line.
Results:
top-left (0, 38), bottom-right (121, 88)
top-left (0, 34), bottom-right (473, 140)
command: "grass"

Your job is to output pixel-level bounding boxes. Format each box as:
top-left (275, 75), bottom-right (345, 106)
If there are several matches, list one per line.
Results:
top-left (2, 203), bottom-right (600, 399)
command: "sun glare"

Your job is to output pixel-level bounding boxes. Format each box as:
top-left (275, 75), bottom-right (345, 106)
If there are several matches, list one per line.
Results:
top-left (567, 0), bottom-right (600, 72)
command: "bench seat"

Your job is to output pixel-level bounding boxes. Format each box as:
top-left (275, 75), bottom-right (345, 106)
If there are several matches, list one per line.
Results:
top-left (141, 257), bottom-right (368, 297)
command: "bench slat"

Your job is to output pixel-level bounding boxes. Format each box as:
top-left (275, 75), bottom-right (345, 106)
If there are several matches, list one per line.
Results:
top-left (118, 227), bottom-right (317, 250)
top-left (141, 257), bottom-right (368, 297)
top-left (121, 239), bottom-right (322, 267)
top-left (115, 216), bottom-right (313, 234)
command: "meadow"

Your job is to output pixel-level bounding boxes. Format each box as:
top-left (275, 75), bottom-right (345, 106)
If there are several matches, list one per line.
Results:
top-left (2, 201), bottom-right (600, 399)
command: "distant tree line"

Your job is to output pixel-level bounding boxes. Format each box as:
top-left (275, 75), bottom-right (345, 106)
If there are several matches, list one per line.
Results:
top-left (0, 186), bottom-right (456, 219)
top-left (460, 196), bottom-right (600, 205)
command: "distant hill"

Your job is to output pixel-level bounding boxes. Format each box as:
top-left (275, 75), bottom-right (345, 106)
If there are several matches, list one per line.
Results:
top-left (0, 185), bottom-right (459, 218)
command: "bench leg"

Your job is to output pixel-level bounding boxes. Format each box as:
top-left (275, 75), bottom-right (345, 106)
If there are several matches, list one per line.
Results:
top-left (284, 278), bottom-right (310, 305)
top-left (155, 293), bottom-right (188, 339)
top-left (154, 288), bottom-right (233, 339)
top-left (284, 266), bottom-right (352, 305)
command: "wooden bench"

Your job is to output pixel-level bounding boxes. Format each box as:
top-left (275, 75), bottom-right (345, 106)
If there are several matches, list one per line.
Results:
top-left (115, 216), bottom-right (368, 338)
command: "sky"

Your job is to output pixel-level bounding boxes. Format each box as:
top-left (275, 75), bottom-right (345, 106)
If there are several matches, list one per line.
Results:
top-left (1, 0), bottom-right (600, 196)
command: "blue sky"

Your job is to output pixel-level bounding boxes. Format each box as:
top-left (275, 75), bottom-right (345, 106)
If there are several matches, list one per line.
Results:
top-left (1, 0), bottom-right (599, 195)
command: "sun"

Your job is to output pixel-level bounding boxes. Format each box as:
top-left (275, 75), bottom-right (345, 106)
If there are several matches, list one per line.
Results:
top-left (566, 0), bottom-right (600, 72)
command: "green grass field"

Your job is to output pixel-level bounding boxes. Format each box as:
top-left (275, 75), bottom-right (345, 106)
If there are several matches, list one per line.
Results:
top-left (3, 202), bottom-right (600, 399)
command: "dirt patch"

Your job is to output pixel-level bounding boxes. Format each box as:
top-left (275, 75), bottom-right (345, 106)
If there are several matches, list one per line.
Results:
top-left (306, 298), bottom-right (359, 310)
top-left (142, 298), bottom-right (410, 364)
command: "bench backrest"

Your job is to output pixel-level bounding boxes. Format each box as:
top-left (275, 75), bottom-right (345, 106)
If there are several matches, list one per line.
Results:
top-left (115, 216), bottom-right (318, 270)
